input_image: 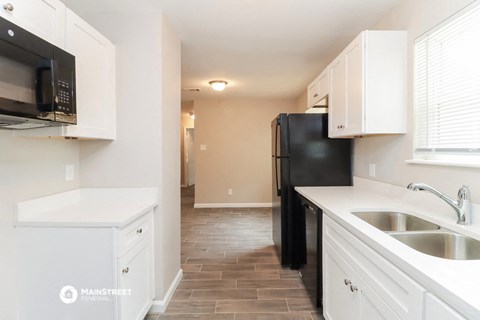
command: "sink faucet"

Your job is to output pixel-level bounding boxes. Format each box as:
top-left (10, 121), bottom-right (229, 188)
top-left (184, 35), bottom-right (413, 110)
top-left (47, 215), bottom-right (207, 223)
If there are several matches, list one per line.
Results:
top-left (407, 183), bottom-right (472, 226)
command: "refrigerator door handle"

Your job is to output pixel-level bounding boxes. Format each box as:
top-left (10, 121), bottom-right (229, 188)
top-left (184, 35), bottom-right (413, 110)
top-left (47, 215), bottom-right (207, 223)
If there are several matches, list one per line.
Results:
top-left (275, 120), bottom-right (281, 196)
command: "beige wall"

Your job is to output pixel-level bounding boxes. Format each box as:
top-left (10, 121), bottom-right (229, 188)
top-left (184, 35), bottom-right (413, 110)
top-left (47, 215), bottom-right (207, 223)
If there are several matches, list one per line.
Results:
top-left (194, 98), bottom-right (297, 205)
top-left (296, 90), bottom-right (308, 113)
top-left (0, 134), bottom-right (79, 319)
top-left (354, 0), bottom-right (480, 201)
top-left (78, 11), bottom-right (181, 301)
top-left (181, 101), bottom-right (195, 187)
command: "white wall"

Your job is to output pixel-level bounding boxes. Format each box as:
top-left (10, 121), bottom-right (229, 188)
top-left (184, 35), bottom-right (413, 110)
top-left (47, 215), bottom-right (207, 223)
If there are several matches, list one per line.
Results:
top-left (77, 11), bottom-right (181, 301)
top-left (354, 0), bottom-right (480, 202)
top-left (160, 17), bottom-right (182, 296)
top-left (0, 132), bottom-right (79, 319)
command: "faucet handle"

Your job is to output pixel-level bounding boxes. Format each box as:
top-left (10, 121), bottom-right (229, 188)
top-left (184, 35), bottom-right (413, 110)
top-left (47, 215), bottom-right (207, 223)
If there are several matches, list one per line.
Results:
top-left (458, 185), bottom-right (471, 201)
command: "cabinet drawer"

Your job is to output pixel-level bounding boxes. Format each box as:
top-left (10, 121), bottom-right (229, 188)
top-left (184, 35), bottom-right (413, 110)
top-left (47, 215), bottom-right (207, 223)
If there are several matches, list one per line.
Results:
top-left (324, 215), bottom-right (425, 320)
top-left (117, 212), bottom-right (153, 258)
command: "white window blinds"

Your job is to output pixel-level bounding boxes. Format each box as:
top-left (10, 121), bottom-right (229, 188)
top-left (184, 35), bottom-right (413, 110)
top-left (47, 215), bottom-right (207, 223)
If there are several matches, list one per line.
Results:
top-left (414, 3), bottom-right (480, 154)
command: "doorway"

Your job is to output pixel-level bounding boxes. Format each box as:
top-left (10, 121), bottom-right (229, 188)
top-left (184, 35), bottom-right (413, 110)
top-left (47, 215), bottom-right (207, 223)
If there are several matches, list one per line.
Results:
top-left (185, 128), bottom-right (195, 186)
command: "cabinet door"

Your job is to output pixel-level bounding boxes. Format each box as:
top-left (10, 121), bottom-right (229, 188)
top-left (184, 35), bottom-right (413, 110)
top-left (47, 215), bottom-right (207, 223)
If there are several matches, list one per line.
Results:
top-left (118, 239), bottom-right (154, 320)
top-left (0, 0), bottom-right (65, 47)
top-left (307, 79), bottom-right (320, 108)
top-left (64, 9), bottom-right (116, 139)
top-left (425, 294), bottom-right (467, 320)
top-left (328, 55), bottom-right (347, 137)
top-left (317, 70), bottom-right (329, 102)
top-left (324, 242), bottom-right (360, 320)
top-left (358, 277), bottom-right (401, 320)
top-left (344, 33), bottom-right (364, 136)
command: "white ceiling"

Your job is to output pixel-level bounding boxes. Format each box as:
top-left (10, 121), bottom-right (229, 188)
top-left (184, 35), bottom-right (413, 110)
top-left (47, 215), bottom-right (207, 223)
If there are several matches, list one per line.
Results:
top-left (61, 0), bottom-right (402, 101)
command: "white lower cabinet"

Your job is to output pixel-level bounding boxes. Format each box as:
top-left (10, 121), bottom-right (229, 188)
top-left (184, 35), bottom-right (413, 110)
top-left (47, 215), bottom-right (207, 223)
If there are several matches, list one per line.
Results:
top-left (16, 211), bottom-right (154, 320)
top-left (118, 237), bottom-right (154, 320)
top-left (425, 294), bottom-right (467, 320)
top-left (323, 215), bottom-right (425, 320)
top-left (324, 241), bottom-right (400, 320)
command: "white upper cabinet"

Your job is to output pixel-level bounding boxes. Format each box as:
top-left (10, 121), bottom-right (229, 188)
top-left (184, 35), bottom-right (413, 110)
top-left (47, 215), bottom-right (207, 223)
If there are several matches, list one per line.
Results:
top-left (328, 30), bottom-right (407, 138)
top-left (12, 3), bottom-right (117, 140)
top-left (63, 9), bottom-right (116, 140)
top-left (307, 69), bottom-right (329, 108)
top-left (0, 0), bottom-right (65, 47)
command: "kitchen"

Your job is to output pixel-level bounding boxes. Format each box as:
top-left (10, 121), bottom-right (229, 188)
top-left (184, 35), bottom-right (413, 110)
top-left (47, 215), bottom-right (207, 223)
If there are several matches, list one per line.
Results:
top-left (0, 0), bottom-right (479, 320)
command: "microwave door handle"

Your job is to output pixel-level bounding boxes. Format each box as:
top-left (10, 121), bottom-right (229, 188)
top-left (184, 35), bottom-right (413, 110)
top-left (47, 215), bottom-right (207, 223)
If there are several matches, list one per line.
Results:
top-left (35, 59), bottom-right (57, 112)
top-left (51, 60), bottom-right (59, 112)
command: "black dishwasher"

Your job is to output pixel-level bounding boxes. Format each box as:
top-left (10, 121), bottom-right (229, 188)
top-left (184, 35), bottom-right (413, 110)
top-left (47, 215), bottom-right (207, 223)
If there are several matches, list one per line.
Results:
top-left (299, 194), bottom-right (322, 308)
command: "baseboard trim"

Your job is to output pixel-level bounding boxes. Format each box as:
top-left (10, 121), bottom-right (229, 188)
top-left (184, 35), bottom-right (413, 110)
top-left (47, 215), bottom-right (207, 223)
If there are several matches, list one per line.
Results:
top-left (149, 269), bottom-right (183, 313)
top-left (194, 202), bottom-right (272, 208)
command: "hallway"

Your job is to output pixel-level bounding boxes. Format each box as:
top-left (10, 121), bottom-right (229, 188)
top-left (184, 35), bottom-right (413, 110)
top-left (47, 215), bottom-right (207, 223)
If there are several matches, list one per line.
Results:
top-left (147, 187), bottom-right (322, 320)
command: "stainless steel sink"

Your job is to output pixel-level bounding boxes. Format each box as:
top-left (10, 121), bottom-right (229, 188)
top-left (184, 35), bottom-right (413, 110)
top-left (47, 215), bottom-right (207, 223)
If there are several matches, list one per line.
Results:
top-left (390, 232), bottom-right (480, 260)
top-left (351, 211), bottom-right (440, 232)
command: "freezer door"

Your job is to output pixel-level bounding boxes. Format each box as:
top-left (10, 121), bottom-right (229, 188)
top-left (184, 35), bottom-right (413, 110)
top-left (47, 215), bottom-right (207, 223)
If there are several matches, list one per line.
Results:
top-left (271, 114), bottom-right (291, 265)
top-left (288, 114), bottom-right (352, 187)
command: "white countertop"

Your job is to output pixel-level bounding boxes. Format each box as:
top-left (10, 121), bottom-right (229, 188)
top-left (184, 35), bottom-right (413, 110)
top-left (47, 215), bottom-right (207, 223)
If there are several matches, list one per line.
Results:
top-left (296, 178), bottom-right (480, 318)
top-left (15, 188), bottom-right (158, 228)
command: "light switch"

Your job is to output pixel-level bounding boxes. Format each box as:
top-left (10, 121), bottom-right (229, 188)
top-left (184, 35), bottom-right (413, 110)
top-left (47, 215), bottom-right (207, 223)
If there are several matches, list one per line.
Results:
top-left (200, 144), bottom-right (207, 151)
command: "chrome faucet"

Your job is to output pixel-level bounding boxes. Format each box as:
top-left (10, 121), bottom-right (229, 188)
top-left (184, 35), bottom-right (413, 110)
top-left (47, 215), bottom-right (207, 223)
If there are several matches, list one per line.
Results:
top-left (407, 183), bottom-right (472, 226)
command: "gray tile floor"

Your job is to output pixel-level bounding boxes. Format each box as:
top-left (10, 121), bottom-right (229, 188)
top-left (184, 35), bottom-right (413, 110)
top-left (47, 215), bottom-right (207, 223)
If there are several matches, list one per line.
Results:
top-left (146, 187), bottom-right (324, 320)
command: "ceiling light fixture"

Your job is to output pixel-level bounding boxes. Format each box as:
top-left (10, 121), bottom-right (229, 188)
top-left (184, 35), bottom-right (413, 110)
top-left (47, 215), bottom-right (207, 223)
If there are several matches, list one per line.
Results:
top-left (209, 80), bottom-right (228, 91)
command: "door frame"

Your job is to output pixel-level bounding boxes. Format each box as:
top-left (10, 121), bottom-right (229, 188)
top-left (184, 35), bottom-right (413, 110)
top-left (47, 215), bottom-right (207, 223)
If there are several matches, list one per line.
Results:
top-left (184, 127), bottom-right (195, 187)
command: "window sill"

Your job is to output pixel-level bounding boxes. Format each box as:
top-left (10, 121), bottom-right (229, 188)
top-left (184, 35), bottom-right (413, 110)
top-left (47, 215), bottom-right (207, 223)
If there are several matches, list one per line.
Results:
top-left (405, 159), bottom-right (480, 169)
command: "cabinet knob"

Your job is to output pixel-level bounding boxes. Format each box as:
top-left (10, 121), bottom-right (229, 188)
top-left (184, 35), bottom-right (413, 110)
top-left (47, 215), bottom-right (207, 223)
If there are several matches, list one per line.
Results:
top-left (3, 3), bottom-right (14, 11)
top-left (137, 228), bottom-right (143, 234)
top-left (344, 279), bottom-right (351, 286)
top-left (350, 285), bottom-right (358, 292)
top-left (313, 93), bottom-right (319, 98)
top-left (122, 267), bottom-right (129, 274)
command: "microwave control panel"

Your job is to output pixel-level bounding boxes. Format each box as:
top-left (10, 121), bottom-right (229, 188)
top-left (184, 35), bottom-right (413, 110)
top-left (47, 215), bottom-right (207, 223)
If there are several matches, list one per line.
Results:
top-left (56, 79), bottom-right (73, 113)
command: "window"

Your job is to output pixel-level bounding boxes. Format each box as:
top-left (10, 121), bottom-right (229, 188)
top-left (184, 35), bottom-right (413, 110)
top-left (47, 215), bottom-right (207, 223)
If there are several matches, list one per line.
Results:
top-left (414, 2), bottom-right (480, 165)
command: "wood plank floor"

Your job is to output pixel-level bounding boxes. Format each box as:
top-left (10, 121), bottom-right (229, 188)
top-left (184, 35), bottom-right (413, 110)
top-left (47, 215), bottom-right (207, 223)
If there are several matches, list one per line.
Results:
top-left (146, 187), bottom-right (324, 320)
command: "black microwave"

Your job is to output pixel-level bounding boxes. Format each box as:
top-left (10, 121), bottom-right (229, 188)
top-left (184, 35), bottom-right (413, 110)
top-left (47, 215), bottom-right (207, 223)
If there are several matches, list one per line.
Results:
top-left (0, 16), bottom-right (76, 129)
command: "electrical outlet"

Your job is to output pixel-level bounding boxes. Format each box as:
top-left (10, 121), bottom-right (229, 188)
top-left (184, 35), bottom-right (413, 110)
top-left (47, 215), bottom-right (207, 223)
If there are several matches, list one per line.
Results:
top-left (368, 164), bottom-right (376, 178)
top-left (65, 164), bottom-right (75, 181)
top-left (228, 188), bottom-right (233, 196)
top-left (200, 144), bottom-right (207, 151)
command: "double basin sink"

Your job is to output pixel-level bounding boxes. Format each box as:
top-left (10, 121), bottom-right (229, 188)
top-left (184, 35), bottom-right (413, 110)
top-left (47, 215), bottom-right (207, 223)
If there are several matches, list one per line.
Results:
top-left (351, 211), bottom-right (480, 260)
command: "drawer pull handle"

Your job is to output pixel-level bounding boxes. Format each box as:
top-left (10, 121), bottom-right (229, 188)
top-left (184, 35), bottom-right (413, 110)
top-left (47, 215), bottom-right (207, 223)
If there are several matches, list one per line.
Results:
top-left (3, 3), bottom-right (13, 11)
top-left (344, 279), bottom-right (351, 286)
top-left (350, 285), bottom-right (358, 292)
top-left (122, 267), bottom-right (129, 274)
top-left (137, 228), bottom-right (143, 234)
top-left (313, 93), bottom-right (319, 98)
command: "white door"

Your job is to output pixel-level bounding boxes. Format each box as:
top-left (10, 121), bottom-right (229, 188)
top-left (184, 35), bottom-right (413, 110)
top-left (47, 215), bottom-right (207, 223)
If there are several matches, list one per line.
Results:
top-left (185, 128), bottom-right (195, 186)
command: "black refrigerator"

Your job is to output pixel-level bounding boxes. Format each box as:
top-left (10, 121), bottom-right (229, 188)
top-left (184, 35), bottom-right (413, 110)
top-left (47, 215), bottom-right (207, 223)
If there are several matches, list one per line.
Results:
top-left (271, 113), bottom-right (352, 268)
